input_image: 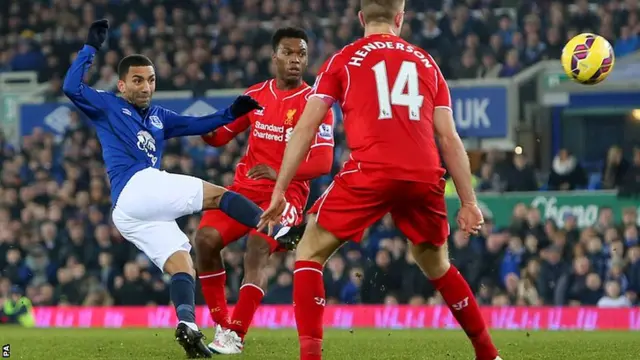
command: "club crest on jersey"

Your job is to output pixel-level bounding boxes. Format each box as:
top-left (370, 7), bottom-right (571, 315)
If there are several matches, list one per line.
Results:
top-left (136, 130), bottom-right (158, 166)
top-left (318, 124), bottom-right (333, 139)
top-left (149, 115), bottom-right (163, 129)
top-left (285, 109), bottom-right (296, 125)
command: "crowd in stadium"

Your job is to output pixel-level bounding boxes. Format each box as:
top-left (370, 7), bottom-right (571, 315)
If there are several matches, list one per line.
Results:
top-left (3, 0), bottom-right (640, 93)
top-left (1, 0), bottom-right (640, 313)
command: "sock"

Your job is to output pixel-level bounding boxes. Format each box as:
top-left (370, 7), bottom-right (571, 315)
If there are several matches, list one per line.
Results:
top-left (199, 270), bottom-right (230, 328)
top-left (170, 272), bottom-right (196, 324)
top-left (228, 284), bottom-right (265, 339)
top-left (293, 260), bottom-right (325, 360)
top-left (219, 191), bottom-right (284, 237)
top-left (430, 265), bottom-right (498, 360)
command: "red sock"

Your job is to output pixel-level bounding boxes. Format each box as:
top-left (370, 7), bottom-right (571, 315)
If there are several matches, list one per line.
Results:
top-left (228, 283), bottom-right (265, 339)
top-left (293, 260), bottom-right (325, 360)
top-left (431, 265), bottom-right (498, 360)
top-left (199, 270), bottom-right (230, 328)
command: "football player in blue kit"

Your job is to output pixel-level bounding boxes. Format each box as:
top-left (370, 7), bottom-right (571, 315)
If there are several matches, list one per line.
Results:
top-left (63, 19), bottom-right (303, 358)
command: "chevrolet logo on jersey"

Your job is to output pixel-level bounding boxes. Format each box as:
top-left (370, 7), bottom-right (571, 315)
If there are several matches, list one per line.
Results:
top-left (285, 109), bottom-right (296, 125)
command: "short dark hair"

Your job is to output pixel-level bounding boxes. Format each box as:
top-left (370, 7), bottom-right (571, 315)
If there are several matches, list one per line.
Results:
top-left (271, 27), bottom-right (309, 51)
top-left (117, 54), bottom-right (154, 79)
top-left (360, 0), bottom-right (404, 24)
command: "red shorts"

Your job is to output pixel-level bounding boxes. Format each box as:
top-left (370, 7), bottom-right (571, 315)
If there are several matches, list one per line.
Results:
top-left (308, 167), bottom-right (450, 246)
top-left (198, 184), bottom-right (303, 251)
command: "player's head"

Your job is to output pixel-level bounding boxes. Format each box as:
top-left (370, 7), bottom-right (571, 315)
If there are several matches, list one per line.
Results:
top-left (117, 54), bottom-right (156, 108)
top-left (358, 0), bottom-right (406, 35)
top-left (271, 27), bottom-right (309, 86)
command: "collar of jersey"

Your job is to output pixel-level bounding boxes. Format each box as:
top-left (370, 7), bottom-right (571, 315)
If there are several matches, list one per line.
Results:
top-left (270, 79), bottom-right (309, 98)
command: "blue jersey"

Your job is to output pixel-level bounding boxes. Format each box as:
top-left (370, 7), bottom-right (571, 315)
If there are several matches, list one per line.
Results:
top-left (63, 45), bottom-right (236, 206)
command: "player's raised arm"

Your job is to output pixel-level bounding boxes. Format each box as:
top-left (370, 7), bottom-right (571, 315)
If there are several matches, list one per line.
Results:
top-left (162, 96), bottom-right (261, 139)
top-left (292, 109), bottom-right (335, 181)
top-left (62, 20), bottom-right (110, 116)
top-left (201, 114), bottom-right (251, 147)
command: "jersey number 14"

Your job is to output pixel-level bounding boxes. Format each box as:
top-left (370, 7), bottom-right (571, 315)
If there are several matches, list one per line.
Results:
top-left (372, 60), bottom-right (424, 121)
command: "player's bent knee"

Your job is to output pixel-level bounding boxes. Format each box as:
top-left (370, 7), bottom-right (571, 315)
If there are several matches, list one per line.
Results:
top-left (410, 242), bottom-right (451, 280)
top-left (201, 181), bottom-right (227, 210)
top-left (195, 226), bottom-right (224, 252)
top-left (194, 227), bottom-right (224, 270)
top-left (245, 236), bottom-right (271, 259)
top-left (163, 250), bottom-right (195, 277)
top-left (295, 218), bottom-right (342, 265)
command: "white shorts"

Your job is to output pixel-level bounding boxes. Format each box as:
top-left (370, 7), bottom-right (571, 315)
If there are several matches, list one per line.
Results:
top-left (112, 168), bottom-right (204, 270)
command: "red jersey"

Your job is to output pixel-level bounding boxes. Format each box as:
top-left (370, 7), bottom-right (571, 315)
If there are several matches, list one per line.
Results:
top-left (310, 33), bottom-right (450, 184)
top-left (213, 79), bottom-right (334, 203)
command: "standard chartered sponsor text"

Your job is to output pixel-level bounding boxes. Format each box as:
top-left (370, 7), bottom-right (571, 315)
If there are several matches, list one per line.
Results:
top-left (253, 121), bottom-right (285, 141)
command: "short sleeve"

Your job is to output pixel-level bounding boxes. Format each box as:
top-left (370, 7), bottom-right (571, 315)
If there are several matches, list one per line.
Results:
top-left (311, 107), bottom-right (335, 148)
top-left (431, 56), bottom-right (452, 110)
top-left (309, 54), bottom-right (343, 104)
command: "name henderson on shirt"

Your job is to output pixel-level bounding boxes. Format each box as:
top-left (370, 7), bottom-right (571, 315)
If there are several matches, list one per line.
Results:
top-left (347, 41), bottom-right (434, 68)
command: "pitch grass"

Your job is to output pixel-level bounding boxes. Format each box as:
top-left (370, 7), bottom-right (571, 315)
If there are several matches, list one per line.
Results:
top-left (1, 327), bottom-right (639, 359)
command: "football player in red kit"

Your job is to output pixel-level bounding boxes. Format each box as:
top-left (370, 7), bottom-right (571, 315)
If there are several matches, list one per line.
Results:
top-left (259, 1), bottom-right (502, 360)
top-left (195, 27), bottom-right (334, 354)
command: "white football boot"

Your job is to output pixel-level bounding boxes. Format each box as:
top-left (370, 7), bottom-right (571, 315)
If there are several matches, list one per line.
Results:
top-left (207, 325), bottom-right (244, 355)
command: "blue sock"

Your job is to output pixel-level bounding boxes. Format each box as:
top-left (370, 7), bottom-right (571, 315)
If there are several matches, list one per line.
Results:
top-left (219, 191), bottom-right (283, 236)
top-left (170, 272), bottom-right (196, 324)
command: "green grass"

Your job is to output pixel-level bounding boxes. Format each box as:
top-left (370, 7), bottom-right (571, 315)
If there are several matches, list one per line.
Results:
top-left (1, 328), bottom-right (639, 359)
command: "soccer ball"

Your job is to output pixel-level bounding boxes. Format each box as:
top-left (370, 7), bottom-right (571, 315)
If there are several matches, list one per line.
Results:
top-left (561, 33), bottom-right (615, 85)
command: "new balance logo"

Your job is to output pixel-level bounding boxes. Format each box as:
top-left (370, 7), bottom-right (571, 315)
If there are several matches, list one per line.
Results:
top-left (451, 297), bottom-right (469, 311)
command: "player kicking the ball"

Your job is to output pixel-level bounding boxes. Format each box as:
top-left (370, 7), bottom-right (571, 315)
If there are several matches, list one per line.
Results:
top-left (196, 27), bottom-right (334, 354)
top-left (64, 20), bottom-right (302, 358)
top-left (259, 1), bottom-right (503, 360)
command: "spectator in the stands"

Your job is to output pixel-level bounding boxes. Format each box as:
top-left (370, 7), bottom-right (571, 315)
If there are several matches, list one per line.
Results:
top-left (621, 148), bottom-right (640, 196)
top-left (614, 26), bottom-right (639, 57)
top-left (499, 48), bottom-right (522, 77)
top-left (602, 145), bottom-right (630, 190)
top-left (548, 149), bottom-right (588, 190)
top-left (477, 51), bottom-right (502, 78)
top-left (537, 246), bottom-right (570, 304)
top-left (543, 27), bottom-right (564, 60)
top-left (503, 153), bottom-right (538, 192)
top-left (597, 280), bottom-right (632, 307)
top-left (455, 49), bottom-right (480, 79)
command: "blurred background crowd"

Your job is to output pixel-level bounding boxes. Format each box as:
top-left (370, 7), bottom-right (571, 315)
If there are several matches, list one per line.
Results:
top-left (1, 0), bottom-right (640, 314)
top-left (3, 0), bottom-right (640, 94)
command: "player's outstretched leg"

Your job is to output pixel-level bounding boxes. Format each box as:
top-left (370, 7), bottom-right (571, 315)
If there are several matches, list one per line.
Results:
top-left (201, 183), bottom-right (304, 246)
top-left (410, 242), bottom-right (500, 360)
top-left (164, 251), bottom-right (213, 358)
top-left (292, 216), bottom-right (343, 360)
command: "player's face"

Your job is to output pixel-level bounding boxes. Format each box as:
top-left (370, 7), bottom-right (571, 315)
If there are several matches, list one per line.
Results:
top-left (118, 66), bottom-right (156, 108)
top-left (273, 37), bottom-right (308, 85)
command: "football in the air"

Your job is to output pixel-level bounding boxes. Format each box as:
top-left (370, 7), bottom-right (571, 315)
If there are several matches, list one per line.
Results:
top-left (561, 33), bottom-right (615, 85)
